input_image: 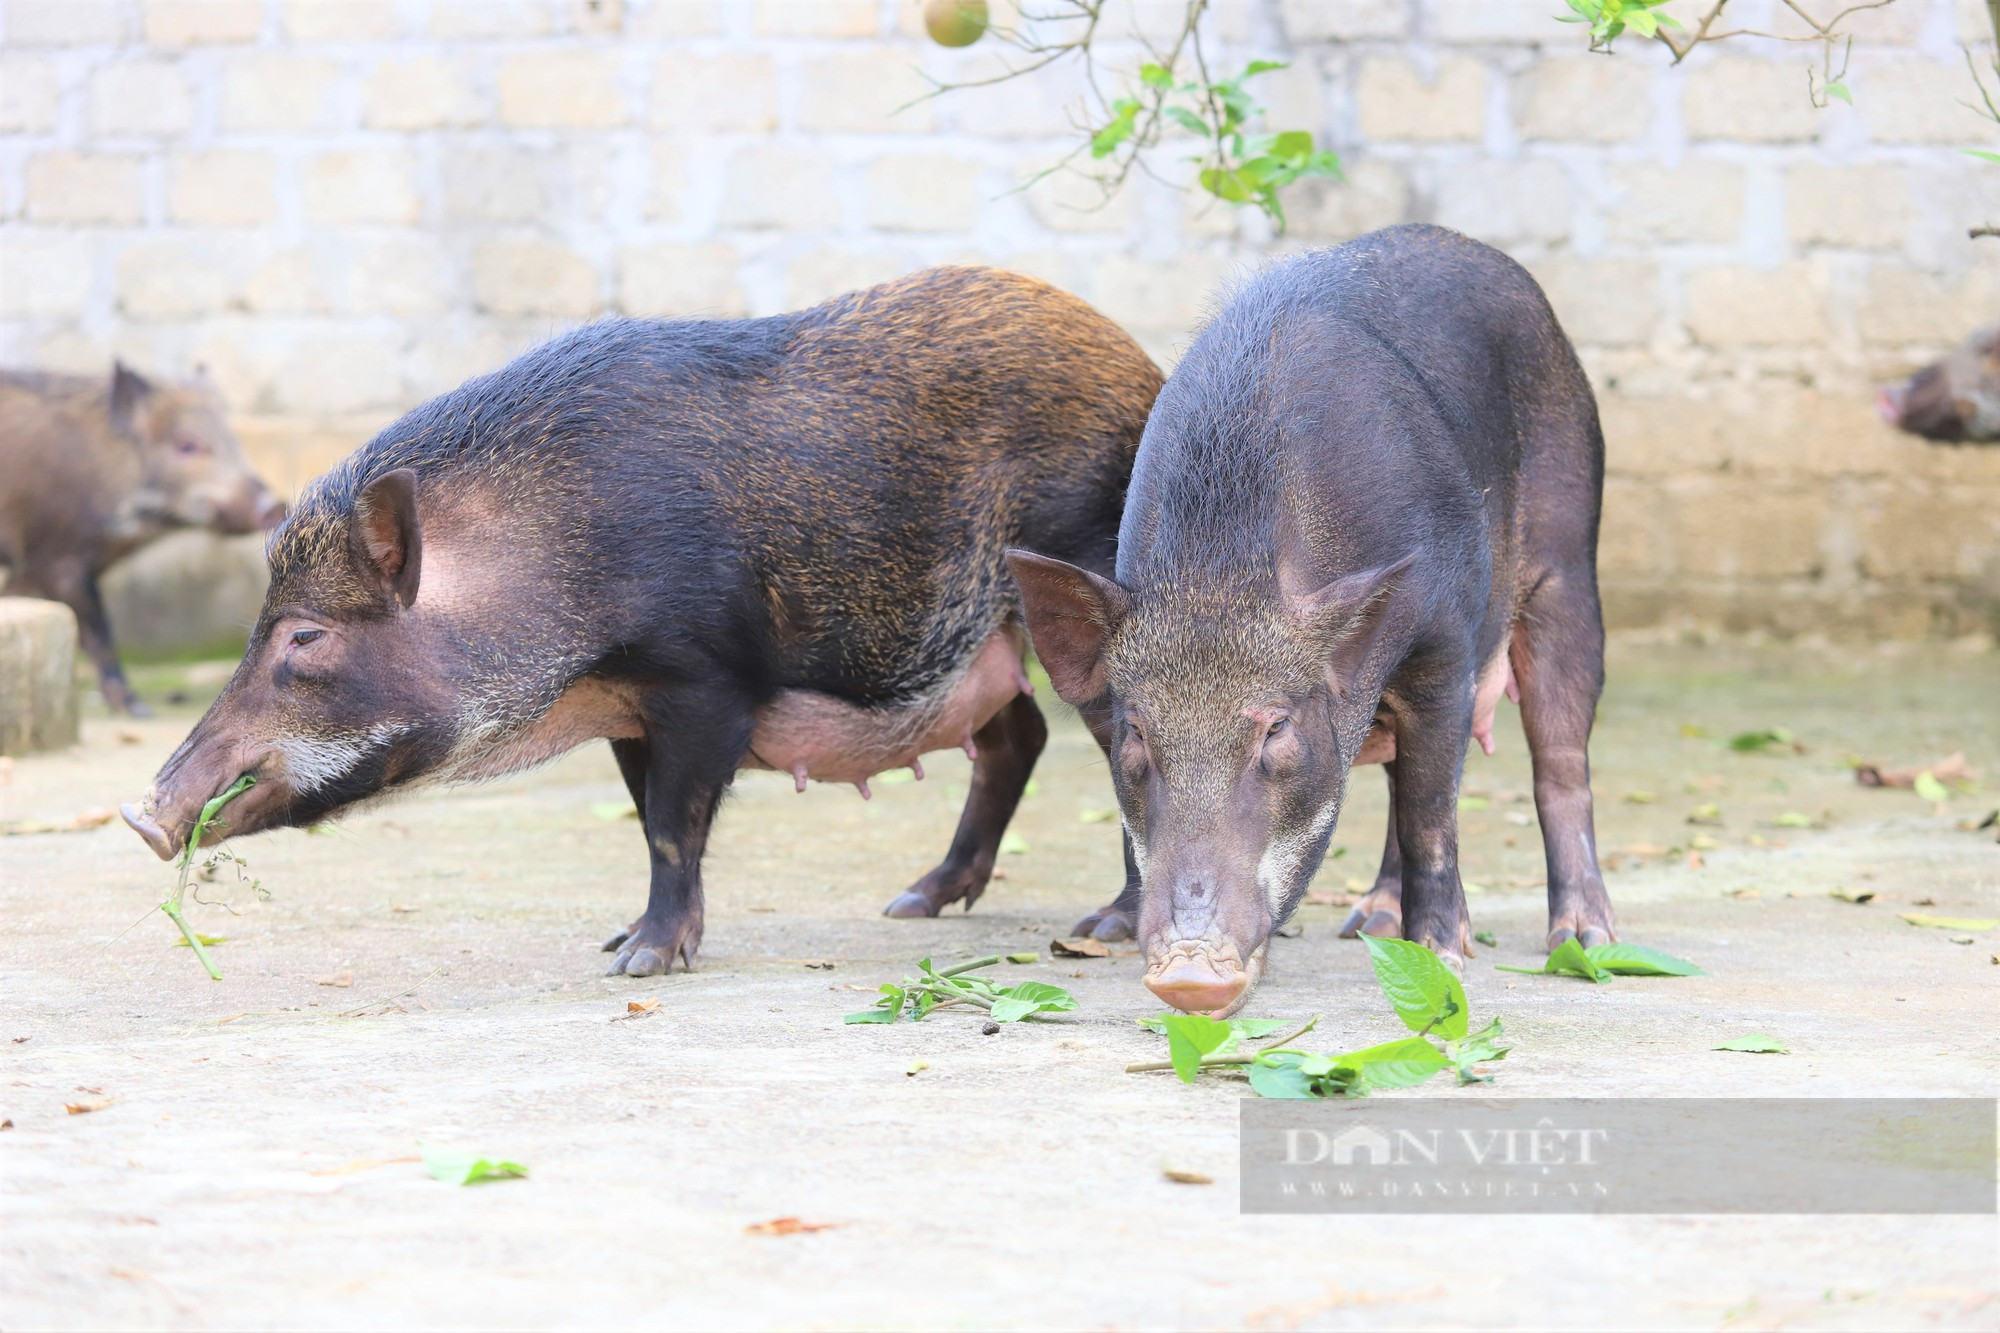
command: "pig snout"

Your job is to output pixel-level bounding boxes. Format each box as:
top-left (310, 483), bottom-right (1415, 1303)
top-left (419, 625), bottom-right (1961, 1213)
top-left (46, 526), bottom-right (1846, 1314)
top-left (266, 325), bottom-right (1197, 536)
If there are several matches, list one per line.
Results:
top-left (1876, 382), bottom-right (1907, 426)
top-left (1145, 942), bottom-right (1256, 1016)
top-left (120, 801), bottom-right (179, 860)
top-left (213, 482), bottom-right (287, 536)
top-left (125, 739), bottom-right (285, 861)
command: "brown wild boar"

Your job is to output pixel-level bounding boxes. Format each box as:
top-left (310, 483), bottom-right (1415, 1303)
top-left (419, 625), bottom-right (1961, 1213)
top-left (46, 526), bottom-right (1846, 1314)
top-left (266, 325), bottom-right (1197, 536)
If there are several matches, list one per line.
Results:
top-left (0, 363), bottom-right (286, 714)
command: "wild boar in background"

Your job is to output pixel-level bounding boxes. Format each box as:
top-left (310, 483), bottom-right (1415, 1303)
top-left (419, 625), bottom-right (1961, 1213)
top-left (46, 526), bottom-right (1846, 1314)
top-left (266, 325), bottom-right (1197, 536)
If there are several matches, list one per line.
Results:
top-left (1011, 225), bottom-right (1617, 1016)
top-left (0, 363), bottom-right (287, 714)
top-left (125, 269), bottom-right (1162, 976)
top-left (1878, 324), bottom-right (2000, 442)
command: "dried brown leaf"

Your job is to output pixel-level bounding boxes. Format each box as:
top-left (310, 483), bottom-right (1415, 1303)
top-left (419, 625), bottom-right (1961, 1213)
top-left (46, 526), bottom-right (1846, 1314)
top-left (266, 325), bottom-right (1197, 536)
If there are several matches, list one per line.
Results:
top-left (1050, 937), bottom-right (1108, 958)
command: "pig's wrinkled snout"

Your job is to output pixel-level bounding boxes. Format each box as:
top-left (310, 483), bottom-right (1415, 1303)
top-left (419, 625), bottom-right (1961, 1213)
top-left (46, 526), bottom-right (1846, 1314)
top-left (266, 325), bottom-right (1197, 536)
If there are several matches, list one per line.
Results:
top-left (121, 802), bottom-right (177, 860)
top-left (1144, 942), bottom-right (1256, 1017)
top-left (1876, 382), bottom-right (1908, 426)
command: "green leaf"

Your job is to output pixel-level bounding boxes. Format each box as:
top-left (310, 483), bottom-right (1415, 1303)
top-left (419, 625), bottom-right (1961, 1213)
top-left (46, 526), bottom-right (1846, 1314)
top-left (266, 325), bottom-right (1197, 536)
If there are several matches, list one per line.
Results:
top-left (1822, 79), bottom-right (1852, 104)
top-left (1078, 807), bottom-right (1120, 824)
top-left (988, 979), bottom-right (1077, 1023)
top-left (1964, 149), bottom-right (2000, 164)
top-left (1332, 1036), bottom-right (1452, 1092)
top-left (1585, 943), bottom-right (1704, 976)
top-left (1829, 886), bottom-right (1875, 903)
top-left (1242, 59), bottom-right (1288, 77)
top-left (1624, 8), bottom-right (1656, 36)
top-left (1445, 1017), bottom-right (1511, 1084)
top-left (1005, 952), bottom-right (1038, 964)
top-left (1457, 795), bottom-right (1489, 810)
top-left (1137, 1015), bottom-right (1289, 1039)
top-left (1138, 61), bottom-right (1174, 89)
top-left (1162, 1013), bottom-right (1236, 1083)
top-left (1361, 934), bottom-right (1468, 1038)
top-left (1501, 936), bottom-right (1612, 982)
top-left (1473, 930), bottom-right (1498, 948)
top-left (1901, 913), bottom-right (1999, 931)
top-left (998, 831), bottom-right (1030, 855)
top-left (1090, 99), bottom-right (1140, 158)
top-left (170, 933), bottom-right (228, 947)
top-left (1247, 1053), bottom-right (1316, 1098)
top-left (1162, 105), bottom-right (1209, 137)
top-left (1728, 727), bottom-right (1793, 753)
top-left (1198, 166), bottom-right (1254, 203)
top-left (1913, 772), bottom-right (1950, 802)
top-left (1713, 1033), bottom-right (1788, 1054)
top-left (1773, 811), bottom-right (1815, 828)
top-left (843, 1008), bottom-right (898, 1024)
top-left (421, 1144), bottom-right (528, 1185)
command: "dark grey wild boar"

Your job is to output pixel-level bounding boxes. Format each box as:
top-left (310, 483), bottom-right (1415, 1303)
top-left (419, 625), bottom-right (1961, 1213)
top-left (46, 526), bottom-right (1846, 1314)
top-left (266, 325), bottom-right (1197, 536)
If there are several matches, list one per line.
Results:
top-left (125, 268), bottom-right (1161, 974)
top-left (1877, 324), bottom-right (2000, 442)
top-left (0, 363), bottom-right (286, 714)
top-left (1010, 225), bottom-right (1616, 1017)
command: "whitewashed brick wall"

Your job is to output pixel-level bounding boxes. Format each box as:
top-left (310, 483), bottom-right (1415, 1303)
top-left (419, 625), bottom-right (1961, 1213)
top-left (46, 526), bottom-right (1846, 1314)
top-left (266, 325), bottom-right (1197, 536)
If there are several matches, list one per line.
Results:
top-left (4, 0), bottom-right (2000, 638)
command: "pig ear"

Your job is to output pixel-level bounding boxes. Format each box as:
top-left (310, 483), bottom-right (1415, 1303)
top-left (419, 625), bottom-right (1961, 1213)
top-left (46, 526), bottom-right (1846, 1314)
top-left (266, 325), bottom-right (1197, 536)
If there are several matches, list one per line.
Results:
top-left (1006, 549), bottom-right (1130, 707)
top-left (109, 360), bottom-right (153, 436)
top-left (351, 469), bottom-right (423, 610)
top-left (1291, 553), bottom-right (1416, 692)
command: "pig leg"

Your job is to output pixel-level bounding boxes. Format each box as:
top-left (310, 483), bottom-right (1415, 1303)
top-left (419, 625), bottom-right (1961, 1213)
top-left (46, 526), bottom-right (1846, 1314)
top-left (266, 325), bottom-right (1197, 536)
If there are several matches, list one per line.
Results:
top-left (882, 692), bottom-right (1045, 918)
top-left (1339, 763), bottom-right (1404, 938)
top-left (1510, 585), bottom-right (1617, 951)
top-left (46, 563), bottom-right (145, 716)
top-left (1067, 698), bottom-right (1144, 942)
top-left (603, 696), bottom-right (753, 977)
top-left (1382, 681), bottom-right (1475, 966)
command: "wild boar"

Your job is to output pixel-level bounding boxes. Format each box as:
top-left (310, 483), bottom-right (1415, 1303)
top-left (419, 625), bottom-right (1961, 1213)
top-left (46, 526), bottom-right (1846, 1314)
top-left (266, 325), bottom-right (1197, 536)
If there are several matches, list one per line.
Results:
top-left (1010, 226), bottom-right (1617, 1016)
top-left (1878, 324), bottom-right (2000, 442)
top-left (0, 363), bottom-right (286, 714)
top-left (124, 268), bottom-right (1161, 975)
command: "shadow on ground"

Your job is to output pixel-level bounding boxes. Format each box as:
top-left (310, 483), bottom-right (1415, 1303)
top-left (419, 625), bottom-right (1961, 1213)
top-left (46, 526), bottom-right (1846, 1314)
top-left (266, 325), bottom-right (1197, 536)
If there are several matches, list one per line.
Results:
top-left (2, 636), bottom-right (1996, 1330)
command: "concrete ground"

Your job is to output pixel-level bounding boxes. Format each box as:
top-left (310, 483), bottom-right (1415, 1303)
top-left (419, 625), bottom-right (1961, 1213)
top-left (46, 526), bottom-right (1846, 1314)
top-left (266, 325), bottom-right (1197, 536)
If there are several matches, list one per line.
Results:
top-left (2, 635), bottom-right (1996, 1331)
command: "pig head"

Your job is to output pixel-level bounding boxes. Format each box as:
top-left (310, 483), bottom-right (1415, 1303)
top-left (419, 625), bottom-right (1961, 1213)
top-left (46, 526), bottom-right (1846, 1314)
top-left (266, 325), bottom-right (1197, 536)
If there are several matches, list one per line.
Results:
top-left (1008, 550), bottom-right (1407, 1016)
top-left (1878, 325), bottom-right (2000, 443)
top-left (124, 469), bottom-right (497, 860)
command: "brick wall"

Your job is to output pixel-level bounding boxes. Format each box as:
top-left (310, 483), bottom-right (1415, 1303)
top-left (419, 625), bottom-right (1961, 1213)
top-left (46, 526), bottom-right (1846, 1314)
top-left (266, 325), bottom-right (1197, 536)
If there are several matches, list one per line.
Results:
top-left (4, 0), bottom-right (1999, 640)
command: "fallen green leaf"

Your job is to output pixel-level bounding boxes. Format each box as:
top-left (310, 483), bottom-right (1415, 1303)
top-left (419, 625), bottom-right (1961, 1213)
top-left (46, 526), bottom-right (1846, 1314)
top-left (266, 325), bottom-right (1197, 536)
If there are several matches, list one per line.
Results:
top-left (998, 832), bottom-right (1030, 855)
top-left (1729, 728), bottom-right (1794, 753)
top-left (1585, 943), bottom-right (1704, 976)
top-left (1901, 914), bottom-right (1998, 931)
top-left (1829, 887), bottom-right (1875, 904)
top-left (1457, 795), bottom-right (1489, 811)
top-left (1913, 772), bottom-right (1950, 802)
top-left (1361, 934), bottom-right (1468, 1039)
top-left (1137, 1015), bottom-right (1288, 1039)
top-left (1497, 937), bottom-right (1611, 983)
top-left (1473, 930), bottom-right (1498, 948)
top-left (1005, 952), bottom-right (1038, 964)
top-left (1078, 808), bottom-right (1119, 824)
top-left (421, 1144), bottom-right (528, 1185)
top-left (1161, 1013), bottom-right (1236, 1083)
top-left (1772, 812), bottom-right (1815, 828)
top-left (169, 933), bottom-right (228, 947)
top-left (1713, 1034), bottom-right (1787, 1054)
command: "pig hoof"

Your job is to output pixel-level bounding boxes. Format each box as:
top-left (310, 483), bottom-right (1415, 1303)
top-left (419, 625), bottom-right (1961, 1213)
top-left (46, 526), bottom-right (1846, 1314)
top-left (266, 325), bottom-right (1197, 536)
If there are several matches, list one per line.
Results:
top-left (600, 930), bottom-right (630, 952)
top-left (1547, 923), bottom-right (1615, 952)
top-left (615, 946), bottom-right (670, 978)
top-left (1338, 887), bottom-right (1403, 940)
top-left (883, 865), bottom-right (987, 918)
top-left (882, 890), bottom-right (941, 919)
top-left (1071, 905), bottom-right (1134, 942)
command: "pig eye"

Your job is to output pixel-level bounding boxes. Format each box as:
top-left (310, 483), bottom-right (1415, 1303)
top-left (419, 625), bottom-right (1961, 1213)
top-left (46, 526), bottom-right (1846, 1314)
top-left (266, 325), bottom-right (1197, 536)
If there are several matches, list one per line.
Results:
top-left (173, 437), bottom-right (206, 458)
top-left (289, 628), bottom-right (324, 648)
top-left (1266, 717), bottom-right (1291, 737)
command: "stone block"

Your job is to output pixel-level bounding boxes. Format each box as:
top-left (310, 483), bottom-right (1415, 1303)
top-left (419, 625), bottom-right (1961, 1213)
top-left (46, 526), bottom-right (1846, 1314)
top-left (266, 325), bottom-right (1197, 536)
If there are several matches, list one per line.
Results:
top-left (497, 50), bottom-right (627, 128)
top-left (1278, 0), bottom-right (1409, 40)
top-left (629, 0), bottom-right (725, 36)
top-left (282, 0), bottom-right (401, 40)
top-left (99, 531), bottom-right (268, 659)
top-left (221, 54), bottom-right (340, 132)
top-left (1355, 56), bottom-right (1485, 142)
top-left (1517, 56), bottom-right (1650, 142)
top-left (243, 249), bottom-right (332, 314)
top-left (1285, 158), bottom-right (1411, 241)
top-left (1785, 163), bottom-right (1910, 250)
top-left (863, 153), bottom-right (982, 231)
top-left (144, 0), bottom-right (261, 45)
top-left (364, 56), bottom-right (481, 129)
top-left (441, 144), bottom-right (548, 224)
top-left (430, 0), bottom-right (552, 38)
top-left (651, 52), bottom-right (778, 133)
top-left (619, 243), bottom-right (746, 317)
top-left (168, 150), bottom-right (279, 226)
top-left (1859, 58), bottom-right (1982, 145)
top-left (1023, 163), bottom-right (1135, 234)
top-left (1683, 59), bottom-right (1820, 142)
top-left (1089, 251), bottom-right (1232, 338)
top-left (0, 234), bottom-right (93, 316)
top-left (117, 238), bottom-right (238, 319)
top-left (90, 60), bottom-right (195, 136)
top-left (304, 149), bottom-right (421, 226)
top-left (0, 598), bottom-right (78, 756)
top-left (1857, 264), bottom-right (2000, 346)
top-left (1605, 158), bottom-right (1744, 245)
top-left (1436, 0), bottom-right (1568, 42)
top-left (797, 48), bottom-right (934, 134)
top-left (1684, 264), bottom-right (1827, 348)
top-left (25, 153), bottom-right (143, 225)
top-left (0, 57), bottom-right (59, 131)
top-left (472, 239), bottom-right (601, 317)
top-left (345, 236), bottom-right (454, 316)
top-left (785, 249), bottom-right (909, 309)
top-left (719, 145), bottom-right (838, 229)
top-left (1435, 158), bottom-right (1573, 245)
top-left (1598, 477), bottom-right (1669, 578)
top-left (1670, 481), bottom-right (1829, 579)
top-left (2, 0), bottom-right (122, 45)
top-left (269, 328), bottom-right (409, 416)
top-left (1527, 258), bottom-right (1659, 347)
top-left (754, 0), bottom-right (877, 36)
